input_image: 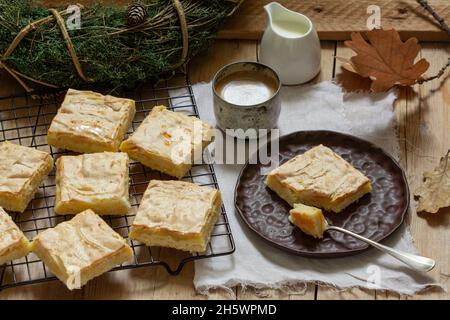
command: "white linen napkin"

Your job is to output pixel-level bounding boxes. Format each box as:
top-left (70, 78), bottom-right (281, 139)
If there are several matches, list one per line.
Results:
top-left (170, 81), bottom-right (442, 296)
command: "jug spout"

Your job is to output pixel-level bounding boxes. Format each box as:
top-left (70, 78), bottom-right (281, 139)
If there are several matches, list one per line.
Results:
top-left (263, 2), bottom-right (313, 39)
top-left (264, 2), bottom-right (285, 24)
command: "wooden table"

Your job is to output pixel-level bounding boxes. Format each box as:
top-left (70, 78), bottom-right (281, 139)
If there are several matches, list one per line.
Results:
top-left (0, 38), bottom-right (449, 300)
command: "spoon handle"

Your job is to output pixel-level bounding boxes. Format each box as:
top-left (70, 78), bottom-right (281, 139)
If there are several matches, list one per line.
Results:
top-left (327, 225), bottom-right (435, 272)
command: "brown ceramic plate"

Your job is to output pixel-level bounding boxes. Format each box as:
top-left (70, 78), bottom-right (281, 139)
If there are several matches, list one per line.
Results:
top-left (235, 130), bottom-right (409, 258)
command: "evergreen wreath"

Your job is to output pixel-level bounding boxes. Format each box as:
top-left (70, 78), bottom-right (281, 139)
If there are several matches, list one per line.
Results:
top-left (0, 0), bottom-right (243, 92)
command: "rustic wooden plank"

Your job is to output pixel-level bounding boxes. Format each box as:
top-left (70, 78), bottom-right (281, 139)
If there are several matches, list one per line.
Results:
top-left (289, 284), bottom-right (317, 300)
top-left (237, 287), bottom-right (290, 300)
top-left (218, 0), bottom-right (450, 42)
top-left (0, 281), bottom-right (82, 299)
top-left (391, 83), bottom-right (410, 303)
top-left (82, 268), bottom-right (158, 300)
top-left (315, 42), bottom-right (378, 300)
top-left (317, 287), bottom-right (376, 300)
top-left (292, 40), bottom-right (336, 301)
top-left (402, 42), bottom-right (450, 300)
top-left (186, 39), bottom-right (258, 299)
top-left (0, 71), bottom-right (24, 97)
top-left (308, 41), bottom-right (336, 83)
top-left (375, 291), bottom-right (401, 300)
top-left (37, 0), bottom-right (450, 42)
top-left (188, 40), bottom-right (258, 84)
top-left (151, 250), bottom-right (207, 300)
top-left (329, 42), bottom-right (450, 300)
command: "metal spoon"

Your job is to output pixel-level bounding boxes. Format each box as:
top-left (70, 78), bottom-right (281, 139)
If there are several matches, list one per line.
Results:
top-left (325, 222), bottom-right (435, 273)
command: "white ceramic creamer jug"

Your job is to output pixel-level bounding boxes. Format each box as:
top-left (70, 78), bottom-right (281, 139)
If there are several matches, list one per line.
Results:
top-left (259, 2), bottom-right (321, 85)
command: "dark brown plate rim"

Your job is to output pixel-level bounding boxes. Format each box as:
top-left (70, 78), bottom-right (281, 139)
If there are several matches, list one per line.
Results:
top-left (234, 130), bottom-right (410, 258)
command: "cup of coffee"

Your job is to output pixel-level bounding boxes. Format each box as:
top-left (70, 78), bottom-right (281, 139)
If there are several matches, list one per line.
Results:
top-left (212, 61), bottom-right (281, 138)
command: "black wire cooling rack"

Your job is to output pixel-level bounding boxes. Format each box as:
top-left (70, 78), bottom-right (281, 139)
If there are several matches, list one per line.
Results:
top-left (0, 76), bottom-right (235, 291)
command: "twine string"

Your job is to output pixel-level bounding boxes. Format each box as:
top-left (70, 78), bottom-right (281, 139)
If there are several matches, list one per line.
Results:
top-left (0, 6), bottom-right (87, 92)
top-left (4, 16), bottom-right (53, 59)
top-left (49, 8), bottom-right (91, 82)
top-left (226, 0), bottom-right (245, 17)
top-left (171, 0), bottom-right (189, 69)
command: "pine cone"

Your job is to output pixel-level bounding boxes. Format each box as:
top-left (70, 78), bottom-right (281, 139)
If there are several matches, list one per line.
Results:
top-left (126, 3), bottom-right (147, 27)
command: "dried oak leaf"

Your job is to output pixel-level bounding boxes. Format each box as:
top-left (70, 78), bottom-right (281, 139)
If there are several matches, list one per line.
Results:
top-left (342, 29), bottom-right (430, 92)
top-left (415, 151), bottom-right (450, 213)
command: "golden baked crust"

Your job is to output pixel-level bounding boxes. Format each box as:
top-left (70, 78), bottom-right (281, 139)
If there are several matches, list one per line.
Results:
top-left (120, 106), bottom-right (214, 179)
top-left (47, 89), bottom-right (135, 153)
top-left (0, 207), bottom-right (31, 265)
top-left (31, 209), bottom-right (133, 290)
top-left (266, 144), bottom-right (372, 213)
top-left (129, 180), bottom-right (221, 252)
top-left (0, 142), bottom-right (53, 212)
top-left (289, 203), bottom-right (327, 239)
top-left (55, 152), bottom-right (130, 215)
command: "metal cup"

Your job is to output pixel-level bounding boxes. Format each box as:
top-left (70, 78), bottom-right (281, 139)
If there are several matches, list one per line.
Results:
top-left (212, 61), bottom-right (281, 139)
